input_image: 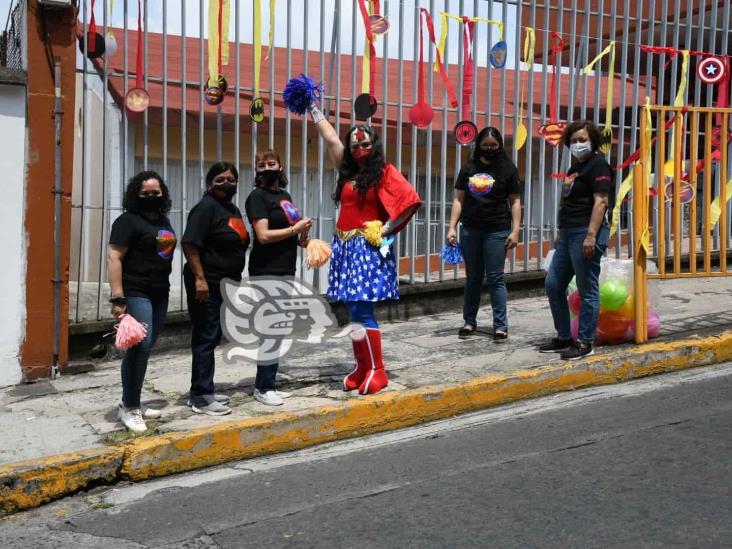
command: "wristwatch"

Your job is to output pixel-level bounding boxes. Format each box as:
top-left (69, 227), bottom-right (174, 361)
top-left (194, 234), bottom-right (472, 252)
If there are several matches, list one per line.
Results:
top-left (109, 296), bottom-right (127, 306)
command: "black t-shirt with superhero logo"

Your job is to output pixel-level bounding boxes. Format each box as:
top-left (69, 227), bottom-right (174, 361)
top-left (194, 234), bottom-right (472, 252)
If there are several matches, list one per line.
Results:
top-left (559, 153), bottom-right (615, 229)
top-left (182, 193), bottom-right (250, 285)
top-left (109, 212), bottom-right (177, 298)
top-left (454, 158), bottom-right (521, 231)
top-left (245, 186), bottom-right (301, 276)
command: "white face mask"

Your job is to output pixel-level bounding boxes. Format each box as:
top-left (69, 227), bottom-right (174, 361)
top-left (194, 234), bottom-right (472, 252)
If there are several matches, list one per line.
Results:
top-left (570, 142), bottom-right (593, 160)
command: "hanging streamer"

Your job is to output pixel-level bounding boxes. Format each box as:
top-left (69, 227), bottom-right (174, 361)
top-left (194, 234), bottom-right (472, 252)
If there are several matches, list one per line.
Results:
top-left (435, 13), bottom-right (502, 72)
top-left (453, 18), bottom-right (477, 145)
top-left (422, 9), bottom-right (458, 108)
top-left (583, 41), bottom-right (616, 153)
top-left (206, 0), bottom-right (230, 105)
top-left (409, 8), bottom-right (433, 128)
top-left (265, 0), bottom-right (276, 60)
top-left (124, 0), bottom-right (148, 113)
top-left (639, 98), bottom-right (653, 253)
top-left (249, 0), bottom-right (266, 121)
top-left (709, 177), bottom-right (732, 229)
top-left (538, 32), bottom-right (565, 146)
top-left (609, 168), bottom-right (634, 237)
top-left (515, 26), bottom-right (535, 151)
top-left (355, 0), bottom-right (379, 119)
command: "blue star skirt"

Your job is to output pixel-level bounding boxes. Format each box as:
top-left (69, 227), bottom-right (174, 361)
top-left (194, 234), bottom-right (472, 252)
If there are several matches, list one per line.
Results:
top-left (327, 235), bottom-right (399, 302)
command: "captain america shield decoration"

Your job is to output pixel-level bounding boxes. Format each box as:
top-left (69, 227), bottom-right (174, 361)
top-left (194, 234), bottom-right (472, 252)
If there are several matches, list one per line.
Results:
top-left (697, 57), bottom-right (725, 85)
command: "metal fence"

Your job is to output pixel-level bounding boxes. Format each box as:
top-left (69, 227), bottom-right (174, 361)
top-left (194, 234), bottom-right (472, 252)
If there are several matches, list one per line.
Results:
top-left (71, 0), bottom-right (732, 323)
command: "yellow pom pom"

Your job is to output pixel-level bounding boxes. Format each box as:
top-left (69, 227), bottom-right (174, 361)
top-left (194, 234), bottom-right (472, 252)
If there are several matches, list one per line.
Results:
top-left (363, 220), bottom-right (383, 247)
top-left (305, 239), bottom-right (332, 269)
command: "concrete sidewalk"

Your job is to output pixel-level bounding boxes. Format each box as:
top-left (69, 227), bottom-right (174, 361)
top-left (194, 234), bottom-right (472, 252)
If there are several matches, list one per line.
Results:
top-left (2, 276), bottom-right (732, 513)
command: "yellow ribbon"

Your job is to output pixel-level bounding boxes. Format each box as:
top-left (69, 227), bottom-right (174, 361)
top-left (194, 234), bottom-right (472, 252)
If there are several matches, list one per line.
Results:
top-left (265, 0), bottom-right (275, 60)
top-left (207, 0), bottom-right (231, 87)
top-left (360, 0), bottom-right (373, 94)
top-left (435, 14), bottom-right (503, 72)
top-left (674, 50), bottom-right (689, 107)
top-left (515, 27), bottom-right (535, 152)
top-left (639, 98), bottom-right (654, 253)
top-left (610, 168), bottom-right (633, 238)
top-left (253, 0), bottom-right (262, 97)
top-left (709, 177), bottom-right (732, 228)
top-left (583, 41), bottom-right (616, 132)
top-left (108, 0), bottom-right (114, 38)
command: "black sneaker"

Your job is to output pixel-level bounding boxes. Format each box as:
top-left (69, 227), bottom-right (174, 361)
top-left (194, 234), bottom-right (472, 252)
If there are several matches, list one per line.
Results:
top-left (538, 337), bottom-right (573, 353)
top-left (560, 341), bottom-right (594, 360)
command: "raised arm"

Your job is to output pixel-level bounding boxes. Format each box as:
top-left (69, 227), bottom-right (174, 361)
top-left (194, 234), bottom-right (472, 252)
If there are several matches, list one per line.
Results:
top-left (308, 103), bottom-right (344, 168)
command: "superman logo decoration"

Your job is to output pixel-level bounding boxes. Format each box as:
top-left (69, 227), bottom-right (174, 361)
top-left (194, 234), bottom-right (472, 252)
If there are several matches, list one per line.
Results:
top-left (538, 122), bottom-right (566, 146)
top-left (468, 173), bottom-right (495, 196)
top-left (228, 217), bottom-right (249, 241)
top-left (250, 98), bottom-right (265, 123)
top-left (280, 200), bottom-right (303, 225)
top-left (489, 41), bottom-right (508, 69)
top-left (156, 230), bottom-right (177, 260)
top-left (205, 75), bottom-right (228, 106)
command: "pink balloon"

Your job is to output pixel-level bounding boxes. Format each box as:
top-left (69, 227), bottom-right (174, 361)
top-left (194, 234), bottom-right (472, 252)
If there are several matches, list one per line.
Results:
top-left (647, 310), bottom-right (661, 339)
top-left (570, 317), bottom-right (579, 340)
top-left (568, 291), bottom-right (581, 316)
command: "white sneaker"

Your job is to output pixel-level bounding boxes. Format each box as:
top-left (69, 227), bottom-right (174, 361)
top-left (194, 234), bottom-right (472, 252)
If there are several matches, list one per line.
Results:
top-left (141, 405), bottom-right (162, 419)
top-left (118, 405), bottom-right (147, 433)
top-left (254, 389), bottom-right (284, 406)
top-left (275, 390), bottom-right (291, 399)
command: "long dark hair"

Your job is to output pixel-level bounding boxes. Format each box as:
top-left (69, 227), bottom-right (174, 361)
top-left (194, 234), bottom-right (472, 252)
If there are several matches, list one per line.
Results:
top-left (254, 149), bottom-right (289, 188)
top-left (470, 126), bottom-right (517, 182)
top-left (122, 170), bottom-right (171, 214)
top-left (205, 161), bottom-right (239, 189)
top-left (333, 124), bottom-right (386, 203)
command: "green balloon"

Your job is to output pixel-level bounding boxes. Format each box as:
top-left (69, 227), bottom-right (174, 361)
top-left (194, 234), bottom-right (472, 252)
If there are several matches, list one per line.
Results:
top-left (600, 279), bottom-right (629, 310)
top-left (567, 276), bottom-right (577, 296)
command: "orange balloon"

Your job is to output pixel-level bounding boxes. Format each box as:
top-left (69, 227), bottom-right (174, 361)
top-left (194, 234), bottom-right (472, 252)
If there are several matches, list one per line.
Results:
top-left (596, 311), bottom-right (630, 344)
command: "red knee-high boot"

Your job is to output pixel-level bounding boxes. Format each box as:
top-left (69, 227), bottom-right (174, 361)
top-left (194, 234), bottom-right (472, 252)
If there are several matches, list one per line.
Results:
top-left (358, 328), bottom-right (388, 395)
top-left (343, 327), bottom-right (370, 391)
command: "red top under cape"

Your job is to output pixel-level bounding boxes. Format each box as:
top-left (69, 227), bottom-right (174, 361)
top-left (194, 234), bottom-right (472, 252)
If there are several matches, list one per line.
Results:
top-left (336, 163), bottom-right (422, 232)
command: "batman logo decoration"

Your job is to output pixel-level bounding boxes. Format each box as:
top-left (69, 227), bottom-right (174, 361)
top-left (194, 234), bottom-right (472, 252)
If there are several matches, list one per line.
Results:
top-left (250, 98), bottom-right (265, 123)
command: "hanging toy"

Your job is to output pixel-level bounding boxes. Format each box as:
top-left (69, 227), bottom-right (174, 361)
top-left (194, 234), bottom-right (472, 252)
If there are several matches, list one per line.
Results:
top-left (205, 0), bottom-right (231, 107)
top-left (205, 74), bottom-right (228, 106)
top-left (283, 74), bottom-right (324, 114)
top-left (441, 242), bottom-right (464, 265)
top-left (515, 27), bottom-right (535, 151)
top-left (697, 56), bottom-right (726, 85)
top-left (489, 40), bottom-right (508, 69)
top-left (409, 8), bottom-right (435, 128)
top-left (305, 239), bottom-right (332, 269)
top-left (125, 0), bottom-right (149, 114)
top-left (114, 314), bottom-right (148, 351)
top-left (78, 0), bottom-right (105, 59)
top-left (453, 18), bottom-right (477, 145)
top-left (538, 33), bottom-right (566, 146)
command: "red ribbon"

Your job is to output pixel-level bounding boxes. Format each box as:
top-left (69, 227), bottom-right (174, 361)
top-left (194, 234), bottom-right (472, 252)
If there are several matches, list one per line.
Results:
top-left (88, 0), bottom-right (97, 53)
top-left (135, 0), bottom-right (143, 88)
top-left (460, 17), bottom-right (475, 121)
top-left (549, 32), bottom-right (564, 123)
top-left (415, 9), bottom-right (425, 106)
top-left (421, 9), bottom-right (457, 108)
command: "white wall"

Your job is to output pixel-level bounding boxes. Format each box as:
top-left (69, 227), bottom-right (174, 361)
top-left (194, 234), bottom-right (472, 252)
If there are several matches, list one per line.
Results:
top-left (0, 84), bottom-right (26, 387)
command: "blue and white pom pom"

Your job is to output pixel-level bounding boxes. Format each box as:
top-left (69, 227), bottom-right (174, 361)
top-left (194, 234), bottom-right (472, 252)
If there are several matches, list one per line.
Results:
top-left (283, 74), bottom-right (323, 115)
top-left (441, 242), bottom-right (464, 265)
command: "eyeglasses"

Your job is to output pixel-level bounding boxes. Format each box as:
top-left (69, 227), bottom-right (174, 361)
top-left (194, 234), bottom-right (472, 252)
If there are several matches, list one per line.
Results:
top-left (350, 143), bottom-right (372, 150)
top-left (213, 176), bottom-right (237, 184)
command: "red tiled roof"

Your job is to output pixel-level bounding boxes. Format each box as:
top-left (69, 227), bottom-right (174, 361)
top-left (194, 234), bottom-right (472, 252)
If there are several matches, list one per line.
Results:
top-left (99, 29), bottom-right (651, 139)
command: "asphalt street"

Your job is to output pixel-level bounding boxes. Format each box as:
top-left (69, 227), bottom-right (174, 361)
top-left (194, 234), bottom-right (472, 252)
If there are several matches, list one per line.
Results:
top-left (3, 362), bottom-right (732, 548)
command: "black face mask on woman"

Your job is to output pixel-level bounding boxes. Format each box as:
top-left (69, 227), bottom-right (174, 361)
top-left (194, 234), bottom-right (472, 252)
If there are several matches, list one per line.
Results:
top-left (212, 182), bottom-right (237, 201)
top-left (257, 170), bottom-right (281, 187)
top-left (138, 195), bottom-right (165, 212)
top-left (480, 147), bottom-right (502, 161)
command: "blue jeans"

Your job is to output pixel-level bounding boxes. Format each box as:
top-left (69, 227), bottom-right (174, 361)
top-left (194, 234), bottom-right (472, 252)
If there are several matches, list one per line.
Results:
top-left (185, 269), bottom-right (224, 405)
top-left (460, 225), bottom-right (510, 331)
top-left (348, 301), bottom-right (378, 329)
top-left (544, 226), bottom-right (609, 342)
top-left (121, 295), bottom-right (169, 407)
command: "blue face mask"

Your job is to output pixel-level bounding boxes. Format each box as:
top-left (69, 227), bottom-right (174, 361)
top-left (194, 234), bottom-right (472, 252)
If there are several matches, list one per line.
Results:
top-left (570, 142), bottom-right (593, 160)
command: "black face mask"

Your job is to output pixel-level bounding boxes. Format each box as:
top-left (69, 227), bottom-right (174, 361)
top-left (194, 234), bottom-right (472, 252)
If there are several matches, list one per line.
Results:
top-left (258, 170), bottom-right (280, 187)
top-left (138, 195), bottom-right (165, 212)
top-left (212, 182), bottom-right (237, 201)
top-left (480, 147), bottom-right (502, 160)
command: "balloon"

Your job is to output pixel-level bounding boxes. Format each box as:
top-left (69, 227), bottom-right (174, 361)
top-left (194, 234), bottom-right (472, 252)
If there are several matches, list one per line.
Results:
top-left (600, 280), bottom-right (629, 310)
top-left (570, 317), bottom-right (579, 340)
top-left (618, 293), bottom-right (634, 319)
top-left (647, 310), bottom-right (661, 339)
top-left (567, 290), bottom-right (581, 315)
top-left (596, 311), bottom-right (630, 344)
top-left (567, 276), bottom-right (577, 295)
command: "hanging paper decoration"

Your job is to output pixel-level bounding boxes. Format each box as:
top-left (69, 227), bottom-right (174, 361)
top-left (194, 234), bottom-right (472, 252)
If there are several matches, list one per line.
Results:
top-left (125, 0), bottom-right (149, 113)
top-left (436, 14), bottom-right (503, 72)
top-left (583, 41), bottom-right (617, 153)
top-left (454, 17), bottom-right (477, 145)
top-left (249, 0), bottom-right (265, 120)
top-left (515, 26), bottom-right (535, 151)
top-left (206, 0), bottom-right (230, 106)
top-left (79, 0), bottom-right (105, 59)
top-left (355, 0), bottom-right (381, 120)
top-left (538, 32), bottom-right (566, 146)
top-left (409, 8), bottom-right (434, 128)
top-left (697, 56), bottom-right (726, 85)
top-left (265, 0), bottom-right (276, 60)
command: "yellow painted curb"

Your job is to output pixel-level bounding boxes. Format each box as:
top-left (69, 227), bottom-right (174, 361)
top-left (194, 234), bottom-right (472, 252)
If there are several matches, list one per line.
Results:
top-left (121, 330), bottom-right (732, 481)
top-left (2, 330), bottom-right (731, 514)
top-left (0, 447), bottom-right (124, 515)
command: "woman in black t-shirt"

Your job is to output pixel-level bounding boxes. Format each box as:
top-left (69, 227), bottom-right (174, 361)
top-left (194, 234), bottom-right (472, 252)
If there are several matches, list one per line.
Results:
top-left (541, 120), bottom-right (612, 360)
top-left (108, 170), bottom-right (176, 433)
top-left (447, 127), bottom-right (522, 341)
top-left (182, 162), bottom-right (250, 416)
top-left (245, 149), bottom-right (312, 407)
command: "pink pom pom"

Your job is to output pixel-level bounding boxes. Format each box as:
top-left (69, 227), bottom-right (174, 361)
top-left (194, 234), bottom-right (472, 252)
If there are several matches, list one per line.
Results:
top-left (115, 314), bottom-right (148, 351)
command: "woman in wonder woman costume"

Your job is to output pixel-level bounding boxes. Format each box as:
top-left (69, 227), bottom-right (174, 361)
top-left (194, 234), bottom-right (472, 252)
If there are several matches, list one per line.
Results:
top-left (307, 103), bottom-right (421, 395)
